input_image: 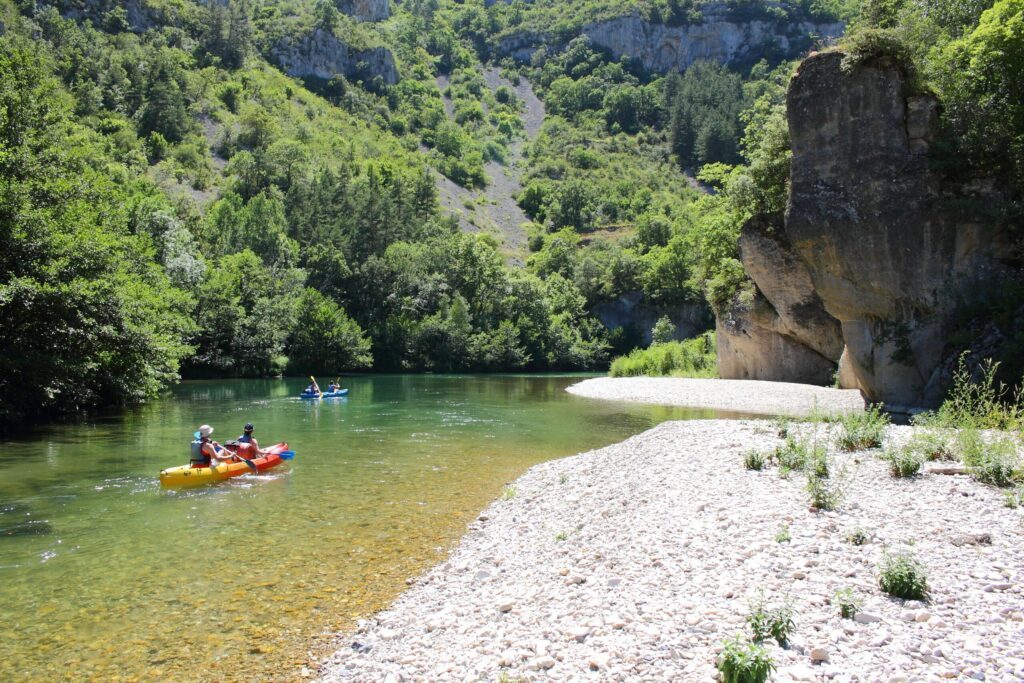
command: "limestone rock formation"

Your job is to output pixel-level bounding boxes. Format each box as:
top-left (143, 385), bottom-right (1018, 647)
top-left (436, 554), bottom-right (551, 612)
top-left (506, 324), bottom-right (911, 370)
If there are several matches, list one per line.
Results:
top-left (497, 6), bottom-right (843, 73)
top-left (271, 29), bottom-right (398, 86)
top-left (722, 50), bottom-right (1008, 408)
top-left (338, 0), bottom-right (390, 23)
top-left (592, 292), bottom-right (712, 346)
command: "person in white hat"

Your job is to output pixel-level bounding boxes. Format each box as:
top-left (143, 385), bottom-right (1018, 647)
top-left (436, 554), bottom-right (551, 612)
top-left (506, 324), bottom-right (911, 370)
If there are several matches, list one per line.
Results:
top-left (189, 425), bottom-right (233, 469)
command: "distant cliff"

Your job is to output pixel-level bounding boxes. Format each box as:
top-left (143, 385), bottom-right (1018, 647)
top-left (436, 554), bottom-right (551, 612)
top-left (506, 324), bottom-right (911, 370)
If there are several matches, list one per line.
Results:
top-left (719, 50), bottom-right (1014, 409)
top-left (338, 0), bottom-right (389, 23)
top-left (496, 6), bottom-right (843, 72)
top-left (271, 28), bottom-right (398, 86)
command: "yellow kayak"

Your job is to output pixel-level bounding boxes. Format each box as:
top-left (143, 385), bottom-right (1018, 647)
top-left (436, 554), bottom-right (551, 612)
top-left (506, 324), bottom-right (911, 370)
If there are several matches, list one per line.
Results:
top-left (159, 443), bottom-right (288, 488)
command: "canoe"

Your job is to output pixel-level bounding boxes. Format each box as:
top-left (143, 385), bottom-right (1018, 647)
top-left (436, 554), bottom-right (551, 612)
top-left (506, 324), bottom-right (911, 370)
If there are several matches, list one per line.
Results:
top-left (159, 442), bottom-right (289, 488)
top-left (300, 389), bottom-right (348, 399)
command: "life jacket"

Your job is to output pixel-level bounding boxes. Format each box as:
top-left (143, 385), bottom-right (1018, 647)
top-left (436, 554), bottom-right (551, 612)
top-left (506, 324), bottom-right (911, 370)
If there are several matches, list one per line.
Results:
top-left (190, 439), bottom-right (212, 467)
top-left (237, 433), bottom-right (252, 444)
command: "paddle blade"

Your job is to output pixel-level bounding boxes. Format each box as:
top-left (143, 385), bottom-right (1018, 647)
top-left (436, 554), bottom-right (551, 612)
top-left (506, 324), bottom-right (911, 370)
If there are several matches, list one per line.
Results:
top-left (280, 450), bottom-right (296, 460)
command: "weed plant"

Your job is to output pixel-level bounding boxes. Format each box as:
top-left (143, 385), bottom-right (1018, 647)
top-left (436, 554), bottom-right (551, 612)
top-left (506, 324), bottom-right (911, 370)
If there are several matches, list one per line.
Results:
top-left (747, 597), bottom-right (794, 647)
top-left (834, 588), bottom-right (861, 619)
top-left (906, 430), bottom-right (954, 461)
top-left (744, 450), bottom-right (767, 471)
top-left (718, 635), bottom-right (774, 683)
top-left (1004, 488), bottom-right (1023, 508)
top-left (885, 446), bottom-right (924, 477)
top-left (846, 528), bottom-right (870, 545)
top-left (502, 486), bottom-right (517, 500)
top-left (807, 472), bottom-right (842, 510)
top-left (609, 333), bottom-right (717, 378)
top-left (955, 429), bottom-right (1021, 487)
top-left (914, 355), bottom-right (1024, 431)
top-left (837, 404), bottom-right (890, 451)
top-left (775, 525), bottom-right (791, 543)
top-left (879, 550), bottom-right (929, 601)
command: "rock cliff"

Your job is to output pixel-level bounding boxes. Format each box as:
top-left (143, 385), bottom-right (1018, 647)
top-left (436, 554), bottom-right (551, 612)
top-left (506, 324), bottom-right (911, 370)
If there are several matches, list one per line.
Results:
top-left (271, 29), bottom-right (398, 86)
top-left (593, 292), bottom-right (712, 346)
top-left (497, 7), bottom-right (843, 73)
top-left (722, 50), bottom-right (1011, 408)
top-left (338, 0), bottom-right (389, 23)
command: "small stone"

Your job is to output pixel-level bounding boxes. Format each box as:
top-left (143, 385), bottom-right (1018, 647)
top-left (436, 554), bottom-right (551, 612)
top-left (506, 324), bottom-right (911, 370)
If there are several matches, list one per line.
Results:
top-left (854, 612), bottom-right (882, 624)
top-left (793, 571), bottom-right (808, 580)
top-left (529, 656), bottom-right (556, 671)
top-left (568, 626), bottom-right (591, 643)
top-left (810, 646), bottom-right (830, 663)
top-left (588, 652), bottom-right (610, 670)
top-left (378, 629), bottom-right (400, 641)
top-left (914, 610), bottom-right (931, 622)
top-left (497, 601), bottom-right (513, 613)
top-left (983, 583), bottom-right (1013, 592)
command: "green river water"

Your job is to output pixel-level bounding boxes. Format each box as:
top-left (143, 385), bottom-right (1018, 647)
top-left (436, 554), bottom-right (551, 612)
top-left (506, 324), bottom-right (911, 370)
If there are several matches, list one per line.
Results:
top-left (0, 375), bottom-right (742, 682)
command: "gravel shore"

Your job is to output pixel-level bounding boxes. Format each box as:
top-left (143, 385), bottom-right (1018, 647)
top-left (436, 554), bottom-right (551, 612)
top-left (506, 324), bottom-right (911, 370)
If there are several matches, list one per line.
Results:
top-left (566, 377), bottom-right (866, 417)
top-left (320, 419), bottom-right (1024, 682)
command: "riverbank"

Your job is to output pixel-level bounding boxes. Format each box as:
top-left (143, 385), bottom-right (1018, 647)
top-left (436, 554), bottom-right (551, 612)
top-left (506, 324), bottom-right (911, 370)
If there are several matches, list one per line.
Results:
top-left (319, 418), bottom-right (1024, 681)
top-left (566, 377), bottom-right (866, 417)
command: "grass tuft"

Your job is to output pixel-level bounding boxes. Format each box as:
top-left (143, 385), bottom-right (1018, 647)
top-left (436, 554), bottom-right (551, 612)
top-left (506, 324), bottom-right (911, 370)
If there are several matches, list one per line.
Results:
top-left (879, 550), bottom-right (929, 601)
top-left (717, 635), bottom-right (774, 683)
top-left (885, 445), bottom-right (924, 478)
top-left (834, 587), bottom-right (862, 619)
top-left (836, 404), bottom-right (889, 451)
top-left (744, 450), bottom-right (767, 471)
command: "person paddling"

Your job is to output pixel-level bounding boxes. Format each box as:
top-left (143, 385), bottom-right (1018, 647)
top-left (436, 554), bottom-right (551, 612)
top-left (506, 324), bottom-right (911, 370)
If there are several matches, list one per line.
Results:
top-left (190, 425), bottom-right (233, 469)
top-left (235, 422), bottom-right (265, 458)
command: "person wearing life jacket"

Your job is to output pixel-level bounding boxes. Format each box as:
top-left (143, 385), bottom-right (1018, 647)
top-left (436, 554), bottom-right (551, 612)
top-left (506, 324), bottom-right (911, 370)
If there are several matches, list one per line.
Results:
top-left (328, 382), bottom-right (339, 392)
top-left (190, 425), bottom-right (232, 469)
top-left (233, 422), bottom-right (265, 460)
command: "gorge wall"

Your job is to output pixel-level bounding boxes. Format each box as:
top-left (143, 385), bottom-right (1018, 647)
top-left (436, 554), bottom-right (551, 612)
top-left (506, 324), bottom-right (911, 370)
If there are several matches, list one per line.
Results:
top-left (497, 6), bottom-right (843, 73)
top-left (271, 28), bottom-right (398, 86)
top-left (719, 50), bottom-right (1011, 409)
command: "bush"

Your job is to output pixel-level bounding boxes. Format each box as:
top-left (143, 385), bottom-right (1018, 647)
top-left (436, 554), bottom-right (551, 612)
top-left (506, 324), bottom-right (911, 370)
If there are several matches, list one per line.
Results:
top-left (837, 404), bottom-right (890, 451)
top-left (807, 472), bottom-right (842, 511)
top-left (955, 429), bottom-right (1021, 487)
top-left (916, 356), bottom-right (1024, 431)
top-left (879, 550), bottom-right (929, 601)
top-left (608, 332), bottom-right (717, 378)
top-left (717, 635), bottom-right (774, 683)
top-left (885, 446), bottom-right (924, 478)
top-left (847, 528), bottom-right (870, 546)
top-left (775, 525), bottom-right (791, 543)
top-left (906, 430), bottom-right (954, 461)
top-left (747, 598), bottom-right (794, 647)
top-left (744, 450), bottom-right (767, 471)
top-left (834, 588), bottom-right (861, 619)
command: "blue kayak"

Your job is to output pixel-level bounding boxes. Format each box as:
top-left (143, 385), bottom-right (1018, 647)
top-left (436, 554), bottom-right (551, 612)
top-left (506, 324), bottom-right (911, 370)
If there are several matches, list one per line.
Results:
top-left (300, 389), bottom-right (349, 399)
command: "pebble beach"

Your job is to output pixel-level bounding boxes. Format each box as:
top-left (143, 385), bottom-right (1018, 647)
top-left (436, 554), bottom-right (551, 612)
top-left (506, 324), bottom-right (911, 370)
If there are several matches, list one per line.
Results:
top-left (319, 380), bottom-right (1024, 682)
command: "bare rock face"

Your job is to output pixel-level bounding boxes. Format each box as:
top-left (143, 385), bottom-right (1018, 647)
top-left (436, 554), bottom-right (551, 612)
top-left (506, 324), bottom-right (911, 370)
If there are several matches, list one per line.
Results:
top-left (716, 291), bottom-right (837, 385)
top-left (592, 292), bottom-right (712, 346)
top-left (780, 51), bottom-right (1000, 407)
top-left (338, 0), bottom-right (389, 23)
top-left (497, 7), bottom-right (843, 73)
top-left (271, 29), bottom-right (398, 86)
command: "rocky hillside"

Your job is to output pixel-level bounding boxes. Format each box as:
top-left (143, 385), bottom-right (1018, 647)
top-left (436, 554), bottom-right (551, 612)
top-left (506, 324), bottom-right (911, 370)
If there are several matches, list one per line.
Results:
top-left (718, 49), bottom-right (1015, 410)
top-left (497, 4), bottom-right (843, 73)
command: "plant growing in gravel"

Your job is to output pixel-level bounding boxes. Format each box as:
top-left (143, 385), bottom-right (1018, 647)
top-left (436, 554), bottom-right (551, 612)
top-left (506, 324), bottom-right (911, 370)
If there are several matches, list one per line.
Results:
top-left (775, 524), bottom-right (791, 543)
top-left (879, 550), bottom-right (929, 601)
top-left (846, 528), bottom-right (870, 545)
top-left (775, 436), bottom-right (816, 475)
top-left (907, 430), bottom-right (954, 461)
top-left (559, 473), bottom-right (568, 484)
top-left (554, 530), bottom-right (568, 541)
top-left (744, 449), bottom-right (767, 471)
top-left (834, 588), bottom-right (862, 619)
top-left (837, 404), bottom-right (889, 451)
top-left (1004, 487), bottom-right (1023, 508)
top-left (773, 417), bottom-right (791, 438)
top-left (717, 635), bottom-right (774, 683)
top-left (808, 448), bottom-right (830, 478)
top-left (914, 355), bottom-right (1024, 431)
top-left (747, 596), bottom-right (794, 647)
top-left (885, 445), bottom-right (924, 478)
top-left (502, 486), bottom-right (517, 500)
top-left (954, 429), bottom-right (1021, 487)
top-left (806, 470), bottom-right (842, 511)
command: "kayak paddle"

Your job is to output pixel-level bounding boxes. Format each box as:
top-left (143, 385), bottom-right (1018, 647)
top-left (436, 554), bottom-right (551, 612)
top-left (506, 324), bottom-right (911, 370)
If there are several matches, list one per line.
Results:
top-left (279, 450), bottom-right (296, 460)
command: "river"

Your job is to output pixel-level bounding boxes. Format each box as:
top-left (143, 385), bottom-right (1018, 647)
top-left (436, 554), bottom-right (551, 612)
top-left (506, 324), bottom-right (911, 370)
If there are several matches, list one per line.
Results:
top-left (0, 375), bottom-right (742, 681)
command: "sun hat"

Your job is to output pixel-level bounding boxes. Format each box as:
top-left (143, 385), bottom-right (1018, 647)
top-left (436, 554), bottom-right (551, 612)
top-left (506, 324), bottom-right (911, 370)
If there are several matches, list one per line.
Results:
top-left (197, 424), bottom-right (214, 438)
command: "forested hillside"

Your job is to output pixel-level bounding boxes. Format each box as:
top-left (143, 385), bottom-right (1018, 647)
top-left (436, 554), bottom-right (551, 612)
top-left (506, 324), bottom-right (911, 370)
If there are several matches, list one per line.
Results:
top-left (0, 0), bottom-right (852, 428)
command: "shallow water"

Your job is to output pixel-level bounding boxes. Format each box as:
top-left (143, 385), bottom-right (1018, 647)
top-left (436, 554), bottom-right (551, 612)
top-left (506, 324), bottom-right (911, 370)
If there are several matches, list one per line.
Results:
top-left (0, 375), bottom-right (743, 681)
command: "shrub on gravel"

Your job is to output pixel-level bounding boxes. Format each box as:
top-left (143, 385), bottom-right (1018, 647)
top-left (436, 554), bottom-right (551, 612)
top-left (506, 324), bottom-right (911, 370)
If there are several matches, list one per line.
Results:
top-left (775, 436), bottom-right (826, 476)
top-left (955, 429), bottom-right (1021, 487)
top-left (907, 430), bottom-right (954, 461)
top-left (775, 524), bottom-right (791, 543)
top-left (747, 597), bottom-right (794, 647)
top-left (1004, 487), bottom-right (1023, 508)
top-left (837, 404), bottom-right (889, 451)
top-left (717, 635), bottom-right (774, 683)
top-left (806, 471), bottom-right (842, 511)
top-left (846, 528), bottom-right (870, 545)
top-left (834, 587), bottom-right (861, 619)
top-left (502, 486), bottom-right (517, 500)
top-left (744, 450), bottom-right (767, 471)
top-left (885, 446), bottom-right (924, 478)
top-left (879, 550), bottom-right (929, 601)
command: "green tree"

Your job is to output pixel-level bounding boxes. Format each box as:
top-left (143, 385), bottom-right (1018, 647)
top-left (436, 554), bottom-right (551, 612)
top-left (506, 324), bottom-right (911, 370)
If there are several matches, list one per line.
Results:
top-left (288, 289), bottom-right (372, 373)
